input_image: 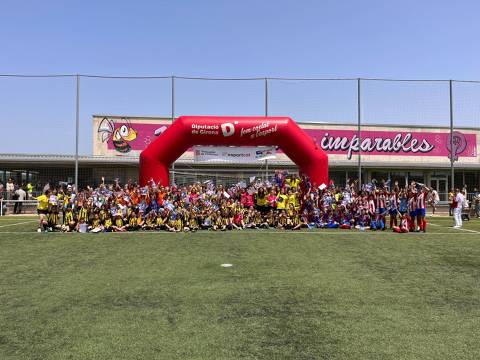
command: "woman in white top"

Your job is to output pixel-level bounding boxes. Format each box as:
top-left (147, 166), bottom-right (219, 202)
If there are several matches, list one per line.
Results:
top-left (453, 188), bottom-right (465, 228)
top-left (6, 178), bottom-right (14, 200)
top-left (429, 188), bottom-right (439, 215)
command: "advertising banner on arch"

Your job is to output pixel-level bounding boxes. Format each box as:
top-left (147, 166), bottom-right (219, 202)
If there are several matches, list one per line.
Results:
top-left (193, 146), bottom-right (276, 163)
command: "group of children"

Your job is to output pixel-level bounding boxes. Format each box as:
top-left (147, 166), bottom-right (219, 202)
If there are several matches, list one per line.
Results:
top-left (35, 175), bottom-right (433, 234)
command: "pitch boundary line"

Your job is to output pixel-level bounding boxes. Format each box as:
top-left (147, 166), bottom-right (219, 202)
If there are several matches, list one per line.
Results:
top-left (453, 227), bottom-right (480, 234)
top-left (428, 222), bottom-right (480, 234)
top-left (0, 220), bottom-right (37, 228)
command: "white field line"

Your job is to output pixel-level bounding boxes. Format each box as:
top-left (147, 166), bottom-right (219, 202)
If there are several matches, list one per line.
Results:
top-left (428, 222), bottom-right (480, 234)
top-left (454, 227), bottom-right (480, 234)
top-left (0, 220), bottom-right (37, 228)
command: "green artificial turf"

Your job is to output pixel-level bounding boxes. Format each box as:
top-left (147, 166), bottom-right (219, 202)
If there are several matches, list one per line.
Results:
top-left (0, 216), bottom-right (479, 359)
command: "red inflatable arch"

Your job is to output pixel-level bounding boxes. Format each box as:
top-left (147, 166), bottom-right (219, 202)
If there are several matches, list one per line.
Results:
top-left (139, 116), bottom-right (328, 186)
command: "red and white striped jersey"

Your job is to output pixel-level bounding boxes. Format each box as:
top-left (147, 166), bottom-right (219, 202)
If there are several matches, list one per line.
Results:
top-left (376, 194), bottom-right (386, 209)
top-left (416, 191), bottom-right (427, 209)
top-left (389, 193), bottom-right (398, 209)
top-left (368, 199), bottom-right (376, 214)
top-left (408, 197), bottom-right (417, 211)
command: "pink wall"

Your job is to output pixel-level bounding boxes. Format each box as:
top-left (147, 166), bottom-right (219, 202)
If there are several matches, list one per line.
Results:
top-left (103, 121), bottom-right (477, 159)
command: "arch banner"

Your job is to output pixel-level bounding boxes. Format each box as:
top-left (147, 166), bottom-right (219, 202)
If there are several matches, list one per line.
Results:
top-left (193, 146), bottom-right (276, 163)
top-left (139, 116), bottom-right (328, 186)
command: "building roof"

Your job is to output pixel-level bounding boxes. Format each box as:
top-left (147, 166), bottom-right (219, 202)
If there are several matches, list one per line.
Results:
top-left (0, 153), bottom-right (139, 165)
top-left (0, 153), bottom-right (478, 170)
top-left (92, 114), bottom-right (480, 131)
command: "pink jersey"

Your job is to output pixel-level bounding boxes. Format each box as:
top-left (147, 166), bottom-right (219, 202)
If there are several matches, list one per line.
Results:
top-left (233, 213), bottom-right (243, 225)
top-left (241, 193), bottom-right (254, 207)
top-left (267, 194), bottom-right (277, 207)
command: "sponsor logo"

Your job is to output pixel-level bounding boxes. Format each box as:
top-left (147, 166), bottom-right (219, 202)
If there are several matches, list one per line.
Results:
top-left (320, 132), bottom-right (435, 160)
top-left (221, 122), bottom-right (235, 137)
top-left (447, 131), bottom-right (467, 161)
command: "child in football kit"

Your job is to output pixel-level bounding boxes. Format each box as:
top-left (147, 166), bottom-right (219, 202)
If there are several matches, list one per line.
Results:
top-left (416, 186), bottom-right (430, 233)
top-left (62, 207), bottom-right (77, 232)
top-left (393, 214), bottom-right (409, 233)
top-left (408, 192), bottom-right (417, 232)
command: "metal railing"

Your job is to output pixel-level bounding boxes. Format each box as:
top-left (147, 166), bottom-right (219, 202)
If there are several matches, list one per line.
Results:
top-left (0, 74), bottom-right (480, 190)
top-left (0, 199), bottom-right (38, 216)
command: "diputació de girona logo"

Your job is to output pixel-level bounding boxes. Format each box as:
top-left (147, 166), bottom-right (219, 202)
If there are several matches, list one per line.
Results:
top-left (447, 131), bottom-right (467, 161)
top-left (221, 122), bottom-right (237, 137)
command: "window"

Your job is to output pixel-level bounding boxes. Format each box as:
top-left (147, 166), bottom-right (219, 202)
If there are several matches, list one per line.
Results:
top-left (390, 172), bottom-right (407, 188)
top-left (329, 171), bottom-right (347, 187)
top-left (371, 171), bottom-right (389, 187)
top-left (454, 172), bottom-right (463, 190)
top-left (408, 171), bottom-right (424, 185)
top-left (464, 172), bottom-right (478, 192)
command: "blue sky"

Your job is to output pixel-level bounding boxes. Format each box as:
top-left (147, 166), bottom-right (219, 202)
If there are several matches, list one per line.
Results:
top-left (1, 0), bottom-right (480, 154)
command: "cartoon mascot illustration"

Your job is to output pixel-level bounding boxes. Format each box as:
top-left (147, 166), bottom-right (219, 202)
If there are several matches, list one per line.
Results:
top-left (98, 117), bottom-right (137, 153)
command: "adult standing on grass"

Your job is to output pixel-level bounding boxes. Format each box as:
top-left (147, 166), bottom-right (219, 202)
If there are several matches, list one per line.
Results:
top-left (463, 185), bottom-right (468, 200)
top-left (6, 178), bottom-right (14, 200)
top-left (473, 188), bottom-right (480, 218)
top-left (453, 188), bottom-right (465, 229)
top-left (0, 192), bottom-right (6, 215)
top-left (448, 189), bottom-right (454, 216)
top-left (35, 189), bottom-right (50, 232)
top-left (14, 186), bottom-right (26, 214)
top-left (429, 187), bottom-right (439, 215)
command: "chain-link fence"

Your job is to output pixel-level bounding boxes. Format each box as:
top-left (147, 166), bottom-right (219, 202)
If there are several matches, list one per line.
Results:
top-left (0, 74), bottom-right (479, 195)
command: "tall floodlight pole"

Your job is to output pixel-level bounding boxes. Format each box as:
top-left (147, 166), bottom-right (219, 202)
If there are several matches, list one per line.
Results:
top-left (264, 77), bottom-right (268, 117)
top-left (171, 75), bottom-right (176, 185)
top-left (449, 79), bottom-right (454, 190)
top-left (264, 77), bottom-right (269, 179)
top-left (171, 75), bottom-right (175, 123)
top-left (357, 78), bottom-right (362, 191)
top-left (74, 74), bottom-right (80, 190)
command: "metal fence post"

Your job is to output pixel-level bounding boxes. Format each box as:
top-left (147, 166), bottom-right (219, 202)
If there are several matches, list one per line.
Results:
top-left (449, 79), bottom-right (454, 190)
top-left (74, 74), bottom-right (80, 190)
top-left (357, 78), bottom-right (362, 191)
top-left (171, 75), bottom-right (176, 185)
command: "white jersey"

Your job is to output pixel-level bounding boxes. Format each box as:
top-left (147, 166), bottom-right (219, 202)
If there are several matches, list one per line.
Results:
top-left (455, 193), bottom-right (465, 209)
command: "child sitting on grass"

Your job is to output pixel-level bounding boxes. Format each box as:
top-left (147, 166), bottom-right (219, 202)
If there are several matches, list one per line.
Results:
top-left (393, 214), bottom-right (409, 233)
top-left (113, 212), bottom-right (126, 232)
